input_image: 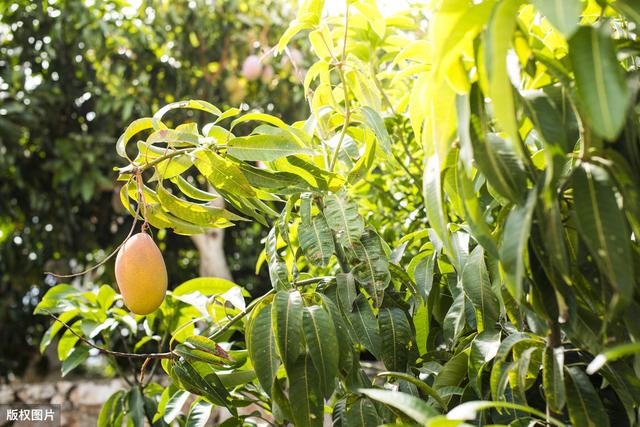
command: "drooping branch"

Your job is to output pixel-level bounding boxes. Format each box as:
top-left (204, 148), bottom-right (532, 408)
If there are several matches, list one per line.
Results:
top-left (45, 311), bottom-right (176, 360)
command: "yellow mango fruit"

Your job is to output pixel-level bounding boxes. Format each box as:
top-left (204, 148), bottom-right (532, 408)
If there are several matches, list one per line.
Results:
top-left (115, 232), bottom-right (167, 315)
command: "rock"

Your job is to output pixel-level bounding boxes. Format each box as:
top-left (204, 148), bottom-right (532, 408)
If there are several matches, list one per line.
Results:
top-left (16, 383), bottom-right (56, 403)
top-left (0, 385), bottom-right (14, 404)
top-left (68, 380), bottom-right (123, 406)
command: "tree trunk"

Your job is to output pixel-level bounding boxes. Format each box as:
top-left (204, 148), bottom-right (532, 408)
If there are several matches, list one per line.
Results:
top-left (190, 197), bottom-right (233, 280)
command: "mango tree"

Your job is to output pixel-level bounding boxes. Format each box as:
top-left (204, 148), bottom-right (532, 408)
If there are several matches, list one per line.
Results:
top-left (37, 0), bottom-right (640, 425)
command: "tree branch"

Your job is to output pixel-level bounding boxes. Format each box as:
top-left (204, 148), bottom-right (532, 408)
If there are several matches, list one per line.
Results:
top-left (45, 311), bottom-right (176, 360)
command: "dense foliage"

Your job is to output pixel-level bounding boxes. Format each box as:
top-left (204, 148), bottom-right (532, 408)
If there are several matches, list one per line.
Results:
top-left (0, 0), bottom-right (306, 378)
top-left (37, 0), bottom-right (640, 426)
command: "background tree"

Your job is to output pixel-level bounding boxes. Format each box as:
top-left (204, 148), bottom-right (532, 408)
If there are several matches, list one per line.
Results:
top-left (35, 0), bottom-right (640, 426)
top-left (0, 0), bottom-right (308, 379)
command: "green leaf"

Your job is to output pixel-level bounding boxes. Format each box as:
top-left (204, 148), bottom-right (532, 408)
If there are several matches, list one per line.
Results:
top-left (227, 134), bottom-right (314, 161)
top-left (500, 187), bottom-right (538, 301)
top-left (377, 372), bottom-right (447, 408)
top-left (298, 215), bottom-right (334, 266)
top-left (447, 400), bottom-right (566, 426)
top-left (116, 117), bottom-right (154, 160)
top-left (248, 304), bottom-right (280, 395)
top-left (484, 0), bottom-right (525, 159)
top-left (265, 226), bottom-right (289, 290)
top-left (543, 346), bottom-right (566, 412)
top-left (456, 165), bottom-right (499, 258)
top-left (40, 309), bottom-right (79, 353)
top-left (443, 292), bottom-right (466, 346)
top-left (289, 354), bottom-right (324, 427)
top-left (586, 342), bottom-right (640, 374)
top-left (358, 389), bottom-right (438, 424)
top-left (126, 386), bottom-right (145, 427)
top-left (152, 100), bottom-right (221, 130)
top-left (565, 366), bottom-right (610, 427)
top-left (468, 330), bottom-right (501, 397)
top-left (185, 399), bottom-right (212, 427)
top-left (303, 306), bottom-right (339, 397)
top-left (378, 308), bottom-right (411, 372)
top-left (173, 360), bottom-right (230, 407)
top-left (473, 134), bottom-right (527, 205)
top-left (352, 230), bottom-right (390, 307)
top-left (156, 181), bottom-right (240, 227)
top-left (323, 192), bottom-right (364, 249)
top-left (162, 390), bottom-right (190, 423)
top-left (347, 137), bottom-right (376, 184)
top-left (359, 106), bottom-right (391, 155)
top-left (612, 0), bottom-right (640, 24)
top-left (346, 295), bottom-right (382, 358)
top-left (344, 398), bottom-right (380, 427)
top-left (572, 163), bottom-right (634, 308)
top-left (462, 245), bottom-right (500, 332)
top-left (272, 290), bottom-right (304, 367)
top-left (532, 0), bottom-right (582, 37)
top-left (193, 150), bottom-right (255, 197)
top-left (174, 277), bottom-right (247, 297)
top-left (424, 155), bottom-right (454, 266)
top-left (336, 272), bottom-right (357, 313)
top-left (413, 253), bottom-right (435, 301)
top-left (98, 391), bottom-right (125, 427)
top-left (61, 345), bottom-right (89, 377)
top-left (569, 26), bottom-right (631, 140)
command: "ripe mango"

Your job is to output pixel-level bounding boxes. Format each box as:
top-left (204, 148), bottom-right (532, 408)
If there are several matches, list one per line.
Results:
top-left (115, 232), bottom-right (167, 315)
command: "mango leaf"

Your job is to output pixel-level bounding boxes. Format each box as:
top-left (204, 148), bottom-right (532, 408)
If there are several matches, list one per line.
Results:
top-left (159, 390), bottom-right (190, 423)
top-left (532, 0), bottom-right (582, 38)
top-left (543, 346), bottom-right (566, 412)
top-left (359, 106), bottom-right (391, 155)
top-left (184, 399), bottom-right (212, 427)
top-left (303, 306), bottom-right (339, 397)
top-left (586, 342), bottom-right (640, 374)
top-left (173, 360), bottom-right (229, 407)
top-left (378, 307), bottom-right (411, 372)
top-left (443, 292), bottom-right (466, 346)
top-left (462, 245), bottom-right (500, 332)
top-left (468, 330), bottom-right (501, 397)
top-left (344, 397), bottom-right (380, 427)
top-left (484, 0), bottom-right (525, 159)
top-left (358, 389), bottom-right (438, 424)
top-left (193, 150), bottom-right (255, 197)
top-left (456, 165), bottom-right (499, 258)
top-left (572, 163), bottom-right (634, 308)
top-left (352, 230), bottom-right (390, 307)
top-left (500, 188), bottom-right (538, 301)
top-left (569, 26), bottom-right (631, 140)
top-left (289, 354), bottom-right (324, 427)
top-left (347, 137), bottom-right (376, 184)
top-left (98, 391), bottom-right (125, 427)
top-left (323, 192), bottom-right (364, 249)
top-left (248, 305), bottom-right (280, 395)
top-left (447, 401), bottom-right (565, 426)
top-left (227, 134), bottom-right (314, 161)
top-left (336, 272), bottom-right (357, 313)
top-left (272, 290), bottom-right (304, 368)
top-left (612, 0), bottom-right (640, 25)
top-left (472, 134), bottom-right (527, 206)
top-left (565, 366), bottom-right (610, 427)
top-left (346, 295), bottom-right (382, 358)
top-left (156, 181), bottom-right (240, 227)
top-left (61, 345), bottom-right (89, 377)
top-left (377, 372), bottom-right (446, 408)
top-left (116, 117), bottom-right (155, 160)
top-left (266, 226), bottom-right (290, 290)
top-left (298, 215), bottom-right (334, 266)
top-left (126, 386), bottom-right (145, 427)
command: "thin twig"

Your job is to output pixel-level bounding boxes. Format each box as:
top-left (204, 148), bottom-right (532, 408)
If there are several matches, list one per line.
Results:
top-left (329, 6), bottom-right (351, 172)
top-left (44, 183), bottom-right (141, 278)
top-left (45, 311), bottom-right (176, 360)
